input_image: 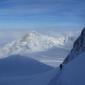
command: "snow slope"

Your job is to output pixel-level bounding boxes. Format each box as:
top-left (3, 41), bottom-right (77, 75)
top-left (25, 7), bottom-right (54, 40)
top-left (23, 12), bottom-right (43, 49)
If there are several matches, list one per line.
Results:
top-left (0, 54), bottom-right (57, 85)
top-left (57, 52), bottom-right (85, 85)
top-left (0, 55), bottom-right (53, 77)
top-left (49, 52), bottom-right (85, 85)
top-left (49, 27), bottom-right (85, 85)
top-left (0, 69), bottom-right (57, 85)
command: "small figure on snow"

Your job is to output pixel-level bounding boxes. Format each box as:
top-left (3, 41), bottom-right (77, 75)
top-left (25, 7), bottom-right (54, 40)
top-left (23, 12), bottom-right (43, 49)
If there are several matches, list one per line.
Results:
top-left (60, 64), bottom-right (63, 70)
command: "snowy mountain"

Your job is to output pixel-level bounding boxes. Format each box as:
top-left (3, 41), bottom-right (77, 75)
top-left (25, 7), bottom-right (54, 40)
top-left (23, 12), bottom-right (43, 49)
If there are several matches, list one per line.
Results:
top-left (57, 52), bottom-right (85, 85)
top-left (63, 27), bottom-right (85, 64)
top-left (0, 31), bottom-right (76, 58)
top-left (49, 27), bottom-right (85, 85)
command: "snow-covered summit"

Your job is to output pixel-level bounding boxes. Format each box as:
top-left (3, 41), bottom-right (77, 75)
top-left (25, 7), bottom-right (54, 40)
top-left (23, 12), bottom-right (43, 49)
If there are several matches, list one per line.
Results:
top-left (0, 31), bottom-right (76, 58)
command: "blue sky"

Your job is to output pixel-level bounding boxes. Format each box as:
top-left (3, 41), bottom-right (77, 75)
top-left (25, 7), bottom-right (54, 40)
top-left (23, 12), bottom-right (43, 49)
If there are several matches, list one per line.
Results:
top-left (0, 0), bottom-right (85, 31)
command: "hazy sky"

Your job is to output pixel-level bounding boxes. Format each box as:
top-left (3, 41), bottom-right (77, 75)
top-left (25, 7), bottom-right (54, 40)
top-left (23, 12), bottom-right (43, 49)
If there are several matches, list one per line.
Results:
top-left (0, 0), bottom-right (85, 31)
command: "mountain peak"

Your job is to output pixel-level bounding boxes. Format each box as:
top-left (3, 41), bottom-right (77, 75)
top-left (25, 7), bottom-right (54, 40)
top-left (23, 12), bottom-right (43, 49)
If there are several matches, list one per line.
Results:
top-left (0, 31), bottom-right (66, 58)
top-left (63, 27), bottom-right (85, 64)
top-left (73, 27), bottom-right (85, 52)
top-left (81, 27), bottom-right (85, 36)
top-left (20, 31), bottom-right (41, 41)
top-left (0, 31), bottom-right (76, 58)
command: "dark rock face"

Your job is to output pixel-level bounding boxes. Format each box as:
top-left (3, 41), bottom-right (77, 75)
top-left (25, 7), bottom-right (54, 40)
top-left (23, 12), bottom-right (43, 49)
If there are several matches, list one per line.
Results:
top-left (63, 27), bottom-right (85, 64)
top-left (73, 27), bottom-right (85, 52)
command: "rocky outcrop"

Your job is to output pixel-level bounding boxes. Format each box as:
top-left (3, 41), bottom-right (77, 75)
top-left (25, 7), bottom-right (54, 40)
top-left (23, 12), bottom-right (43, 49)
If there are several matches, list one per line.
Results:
top-left (63, 27), bottom-right (85, 64)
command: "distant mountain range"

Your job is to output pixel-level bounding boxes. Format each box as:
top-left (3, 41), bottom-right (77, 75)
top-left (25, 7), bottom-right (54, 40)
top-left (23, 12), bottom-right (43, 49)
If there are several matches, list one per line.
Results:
top-left (0, 31), bottom-right (77, 58)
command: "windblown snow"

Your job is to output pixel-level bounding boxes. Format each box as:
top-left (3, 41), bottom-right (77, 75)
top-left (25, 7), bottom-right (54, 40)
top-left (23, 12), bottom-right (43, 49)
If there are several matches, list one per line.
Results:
top-left (0, 31), bottom-right (78, 67)
top-left (0, 31), bottom-right (77, 58)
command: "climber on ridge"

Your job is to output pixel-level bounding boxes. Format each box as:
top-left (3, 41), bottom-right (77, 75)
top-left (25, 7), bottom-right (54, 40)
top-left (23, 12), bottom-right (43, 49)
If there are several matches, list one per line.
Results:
top-left (60, 64), bottom-right (63, 70)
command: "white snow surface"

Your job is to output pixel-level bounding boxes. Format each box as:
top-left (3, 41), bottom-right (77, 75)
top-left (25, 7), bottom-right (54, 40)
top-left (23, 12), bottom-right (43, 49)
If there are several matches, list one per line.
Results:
top-left (0, 31), bottom-right (76, 58)
top-left (50, 52), bottom-right (85, 85)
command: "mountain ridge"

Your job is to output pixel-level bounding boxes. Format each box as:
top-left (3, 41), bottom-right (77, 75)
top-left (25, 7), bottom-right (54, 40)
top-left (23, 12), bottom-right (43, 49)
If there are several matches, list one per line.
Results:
top-left (0, 31), bottom-right (76, 58)
top-left (49, 27), bottom-right (85, 85)
top-left (63, 27), bottom-right (85, 64)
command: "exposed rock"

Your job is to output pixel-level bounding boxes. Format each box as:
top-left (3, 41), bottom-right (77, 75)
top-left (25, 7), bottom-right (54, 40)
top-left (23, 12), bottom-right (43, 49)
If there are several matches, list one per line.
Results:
top-left (63, 27), bottom-right (85, 64)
